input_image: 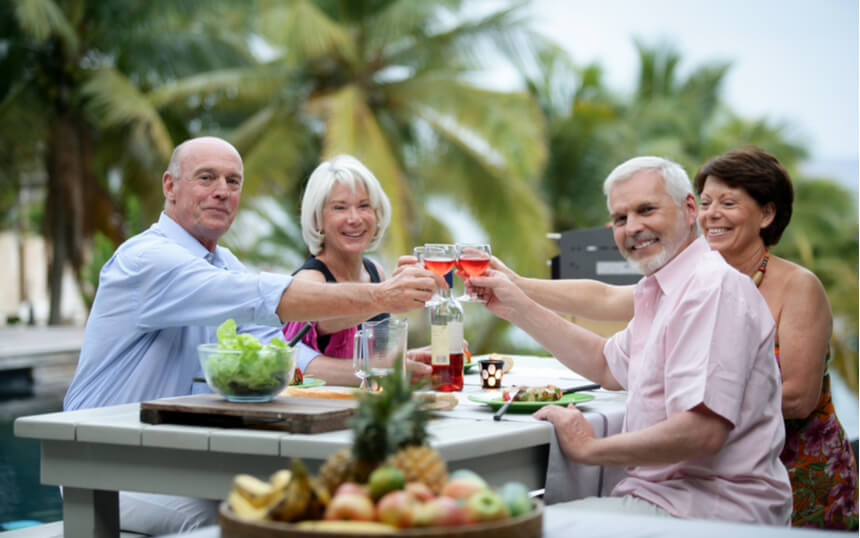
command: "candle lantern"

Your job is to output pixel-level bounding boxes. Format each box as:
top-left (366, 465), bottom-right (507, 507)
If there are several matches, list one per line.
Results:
top-left (479, 358), bottom-right (505, 389)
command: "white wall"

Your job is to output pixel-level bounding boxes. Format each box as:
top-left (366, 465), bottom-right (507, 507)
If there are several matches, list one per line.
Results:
top-left (0, 231), bottom-right (87, 326)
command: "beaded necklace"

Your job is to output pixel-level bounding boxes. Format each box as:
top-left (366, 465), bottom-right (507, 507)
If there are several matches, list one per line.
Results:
top-left (752, 249), bottom-right (769, 287)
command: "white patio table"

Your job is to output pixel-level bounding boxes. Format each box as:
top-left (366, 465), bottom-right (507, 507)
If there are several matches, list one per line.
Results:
top-left (14, 355), bottom-right (626, 538)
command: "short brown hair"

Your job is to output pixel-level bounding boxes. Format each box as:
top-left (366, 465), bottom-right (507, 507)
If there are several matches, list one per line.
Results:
top-left (693, 146), bottom-right (793, 246)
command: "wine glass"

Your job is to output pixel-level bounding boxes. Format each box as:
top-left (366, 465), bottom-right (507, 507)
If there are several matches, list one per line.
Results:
top-left (413, 246), bottom-right (441, 307)
top-left (422, 243), bottom-right (456, 306)
top-left (455, 242), bottom-right (491, 303)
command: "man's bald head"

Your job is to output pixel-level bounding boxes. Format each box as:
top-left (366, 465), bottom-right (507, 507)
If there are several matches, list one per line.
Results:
top-left (165, 137), bottom-right (242, 180)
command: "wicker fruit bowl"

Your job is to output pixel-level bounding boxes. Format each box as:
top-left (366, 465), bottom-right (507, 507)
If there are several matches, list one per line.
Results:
top-left (219, 499), bottom-right (543, 538)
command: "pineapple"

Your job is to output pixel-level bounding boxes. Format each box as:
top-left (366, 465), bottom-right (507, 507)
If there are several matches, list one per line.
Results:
top-left (318, 360), bottom-right (448, 494)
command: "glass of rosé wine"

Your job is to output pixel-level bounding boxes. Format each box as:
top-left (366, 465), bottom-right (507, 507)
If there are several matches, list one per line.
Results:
top-left (422, 243), bottom-right (456, 307)
top-left (413, 245), bottom-right (441, 307)
top-left (455, 242), bottom-right (491, 303)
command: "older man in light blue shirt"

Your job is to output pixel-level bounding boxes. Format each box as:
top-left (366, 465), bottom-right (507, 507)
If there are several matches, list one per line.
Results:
top-left (63, 136), bottom-right (441, 535)
top-left (63, 211), bottom-right (319, 410)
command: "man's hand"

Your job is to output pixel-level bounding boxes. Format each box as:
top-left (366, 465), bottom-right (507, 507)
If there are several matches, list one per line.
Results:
top-left (375, 265), bottom-right (445, 313)
top-left (463, 270), bottom-right (531, 322)
top-left (533, 404), bottom-right (596, 463)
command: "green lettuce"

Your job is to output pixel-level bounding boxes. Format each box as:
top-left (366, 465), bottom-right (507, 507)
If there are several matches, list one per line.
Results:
top-left (205, 319), bottom-right (292, 396)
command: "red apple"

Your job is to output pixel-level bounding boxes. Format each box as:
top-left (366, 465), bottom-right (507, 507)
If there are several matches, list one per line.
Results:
top-left (413, 496), bottom-right (468, 527)
top-left (376, 490), bottom-right (418, 528)
top-left (334, 482), bottom-right (371, 499)
top-left (464, 489), bottom-right (510, 523)
top-left (324, 493), bottom-right (375, 521)
top-left (440, 470), bottom-right (487, 501)
top-left (405, 482), bottom-right (435, 503)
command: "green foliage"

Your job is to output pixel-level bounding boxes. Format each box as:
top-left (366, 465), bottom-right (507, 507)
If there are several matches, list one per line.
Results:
top-left (350, 358), bottom-right (433, 464)
top-left (80, 231), bottom-right (115, 308)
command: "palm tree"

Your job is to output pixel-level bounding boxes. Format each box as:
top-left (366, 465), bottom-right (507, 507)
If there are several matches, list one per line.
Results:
top-left (1, 0), bottom-right (256, 323)
top-left (776, 178), bottom-right (859, 392)
top-left (149, 0), bottom-right (551, 352)
top-left (150, 0), bottom-right (551, 271)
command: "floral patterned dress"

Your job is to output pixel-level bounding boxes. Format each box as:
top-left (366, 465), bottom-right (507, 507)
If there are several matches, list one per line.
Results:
top-left (778, 349), bottom-right (858, 529)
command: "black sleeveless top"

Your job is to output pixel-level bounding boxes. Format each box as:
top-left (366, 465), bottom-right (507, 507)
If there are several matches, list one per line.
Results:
top-left (293, 256), bottom-right (389, 351)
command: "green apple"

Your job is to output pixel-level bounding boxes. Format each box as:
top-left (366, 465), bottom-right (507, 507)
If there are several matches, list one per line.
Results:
top-left (499, 481), bottom-right (532, 517)
top-left (464, 489), bottom-right (510, 523)
top-left (368, 466), bottom-right (405, 501)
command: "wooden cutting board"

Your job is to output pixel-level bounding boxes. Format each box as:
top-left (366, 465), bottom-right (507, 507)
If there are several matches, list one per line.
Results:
top-left (140, 393), bottom-right (357, 434)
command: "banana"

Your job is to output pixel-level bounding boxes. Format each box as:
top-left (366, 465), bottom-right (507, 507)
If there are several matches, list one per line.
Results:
top-left (269, 469), bottom-right (293, 492)
top-left (227, 490), bottom-right (268, 521)
top-left (303, 476), bottom-right (332, 520)
top-left (294, 520), bottom-right (396, 533)
top-left (269, 460), bottom-right (312, 522)
top-left (232, 474), bottom-right (277, 508)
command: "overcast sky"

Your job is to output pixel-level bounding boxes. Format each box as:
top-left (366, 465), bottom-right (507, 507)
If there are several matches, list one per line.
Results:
top-left (525, 0), bottom-right (858, 187)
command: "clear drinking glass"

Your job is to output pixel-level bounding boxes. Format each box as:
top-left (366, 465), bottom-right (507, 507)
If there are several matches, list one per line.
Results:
top-left (422, 243), bottom-right (456, 307)
top-left (413, 246), bottom-right (440, 307)
top-left (353, 317), bottom-right (408, 391)
top-left (455, 242), bottom-right (491, 303)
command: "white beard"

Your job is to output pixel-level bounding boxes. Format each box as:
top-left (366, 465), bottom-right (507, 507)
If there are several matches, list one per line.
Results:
top-left (621, 211), bottom-right (691, 276)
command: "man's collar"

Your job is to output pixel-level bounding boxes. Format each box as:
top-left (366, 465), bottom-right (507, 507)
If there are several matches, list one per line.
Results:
top-left (157, 212), bottom-right (215, 261)
top-left (649, 236), bottom-right (710, 296)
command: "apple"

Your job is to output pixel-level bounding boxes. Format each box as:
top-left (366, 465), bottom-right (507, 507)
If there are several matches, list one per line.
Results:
top-left (499, 481), bottom-right (532, 517)
top-left (464, 489), bottom-right (510, 523)
top-left (368, 466), bottom-right (406, 501)
top-left (334, 482), bottom-right (371, 499)
top-left (413, 496), bottom-right (468, 527)
top-left (440, 470), bottom-right (487, 501)
top-left (405, 481), bottom-right (435, 503)
top-left (376, 490), bottom-right (418, 528)
top-left (324, 493), bottom-right (375, 521)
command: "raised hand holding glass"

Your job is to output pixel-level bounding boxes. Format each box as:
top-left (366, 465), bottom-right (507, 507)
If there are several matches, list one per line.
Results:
top-left (455, 243), bottom-right (491, 302)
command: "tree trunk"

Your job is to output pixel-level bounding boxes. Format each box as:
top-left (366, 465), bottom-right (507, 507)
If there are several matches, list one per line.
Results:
top-left (45, 117), bottom-right (86, 325)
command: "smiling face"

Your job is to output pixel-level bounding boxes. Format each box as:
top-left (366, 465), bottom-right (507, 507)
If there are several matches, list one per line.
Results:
top-left (698, 175), bottom-right (774, 258)
top-left (163, 138), bottom-right (243, 252)
top-left (318, 181), bottom-right (377, 256)
top-left (609, 169), bottom-right (697, 275)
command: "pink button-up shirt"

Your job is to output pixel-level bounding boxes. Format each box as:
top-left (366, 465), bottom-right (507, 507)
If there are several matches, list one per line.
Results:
top-left (604, 237), bottom-right (792, 525)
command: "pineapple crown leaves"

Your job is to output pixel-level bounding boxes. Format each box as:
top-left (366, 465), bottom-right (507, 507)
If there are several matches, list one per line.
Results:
top-left (349, 358), bottom-right (437, 464)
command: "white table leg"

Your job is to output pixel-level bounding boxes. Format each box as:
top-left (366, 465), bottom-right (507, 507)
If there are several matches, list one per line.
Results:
top-left (63, 487), bottom-right (119, 538)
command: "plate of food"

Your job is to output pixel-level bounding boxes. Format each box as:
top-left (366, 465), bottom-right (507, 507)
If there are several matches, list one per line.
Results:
top-left (468, 385), bottom-right (595, 412)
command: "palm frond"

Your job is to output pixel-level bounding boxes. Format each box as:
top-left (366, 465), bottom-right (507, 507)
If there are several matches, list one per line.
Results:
top-left (258, 0), bottom-right (358, 66)
top-left (82, 68), bottom-right (173, 161)
top-left (147, 65), bottom-right (285, 108)
top-left (12, 0), bottom-right (78, 52)
top-left (399, 77), bottom-right (546, 180)
top-left (319, 85), bottom-right (410, 259)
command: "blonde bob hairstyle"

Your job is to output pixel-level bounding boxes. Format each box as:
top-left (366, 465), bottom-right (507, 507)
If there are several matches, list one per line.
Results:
top-left (300, 155), bottom-right (392, 255)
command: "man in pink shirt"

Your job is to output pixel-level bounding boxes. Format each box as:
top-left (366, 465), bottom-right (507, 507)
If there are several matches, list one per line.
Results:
top-left (469, 156), bottom-right (792, 524)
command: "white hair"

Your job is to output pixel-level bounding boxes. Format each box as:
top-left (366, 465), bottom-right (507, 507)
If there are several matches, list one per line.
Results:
top-left (300, 155), bottom-right (392, 255)
top-left (603, 156), bottom-right (693, 211)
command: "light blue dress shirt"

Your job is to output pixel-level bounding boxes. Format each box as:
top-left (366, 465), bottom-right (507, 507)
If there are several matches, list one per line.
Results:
top-left (64, 212), bottom-right (319, 410)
